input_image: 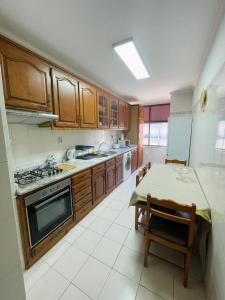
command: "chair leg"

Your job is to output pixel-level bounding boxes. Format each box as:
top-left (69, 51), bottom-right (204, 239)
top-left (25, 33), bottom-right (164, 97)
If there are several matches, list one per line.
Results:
top-left (183, 250), bottom-right (192, 288)
top-left (144, 235), bottom-right (151, 267)
top-left (135, 206), bottom-right (139, 230)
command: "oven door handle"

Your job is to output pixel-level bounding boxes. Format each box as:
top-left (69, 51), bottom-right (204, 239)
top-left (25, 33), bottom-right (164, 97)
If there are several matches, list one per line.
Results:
top-left (35, 188), bottom-right (70, 210)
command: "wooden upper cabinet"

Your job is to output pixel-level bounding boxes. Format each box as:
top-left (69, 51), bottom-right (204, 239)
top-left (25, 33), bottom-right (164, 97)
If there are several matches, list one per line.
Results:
top-left (110, 97), bottom-right (119, 128)
top-left (79, 81), bottom-right (97, 128)
top-left (124, 103), bottom-right (129, 130)
top-left (52, 69), bottom-right (80, 128)
top-left (0, 38), bottom-right (52, 112)
top-left (119, 100), bottom-right (125, 129)
top-left (97, 90), bottom-right (109, 128)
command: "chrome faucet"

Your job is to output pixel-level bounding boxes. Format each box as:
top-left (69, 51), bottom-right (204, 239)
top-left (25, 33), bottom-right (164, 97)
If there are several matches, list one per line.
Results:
top-left (98, 142), bottom-right (106, 153)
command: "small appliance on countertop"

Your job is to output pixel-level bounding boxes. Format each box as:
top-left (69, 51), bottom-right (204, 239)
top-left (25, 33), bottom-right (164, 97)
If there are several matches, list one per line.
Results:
top-left (118, 139), bottom-right (130, 148)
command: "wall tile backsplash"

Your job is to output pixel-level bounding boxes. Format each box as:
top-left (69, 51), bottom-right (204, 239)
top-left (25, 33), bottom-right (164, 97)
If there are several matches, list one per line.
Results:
top-left (9, 124), bottom-right (121, 170)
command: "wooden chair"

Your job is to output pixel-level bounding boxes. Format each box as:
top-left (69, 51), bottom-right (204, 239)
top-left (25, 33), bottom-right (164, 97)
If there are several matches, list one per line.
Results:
top-left (135, 166), bottom-right (149, 230)
top-left (165, 159), bottom-right (187, 166)
top-left (143, 162), bottom-right (151, 175)
top-left (144, 194), bottom-right (196, 288)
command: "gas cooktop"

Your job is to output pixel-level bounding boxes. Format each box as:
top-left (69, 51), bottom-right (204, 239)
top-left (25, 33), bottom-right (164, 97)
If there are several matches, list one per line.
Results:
top-left (14, 166), bottom-right (63, 185)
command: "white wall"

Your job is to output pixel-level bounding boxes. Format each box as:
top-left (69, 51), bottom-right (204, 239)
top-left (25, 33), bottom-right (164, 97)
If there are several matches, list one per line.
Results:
top-left (170, 89), bottom-right (193, 114)
top-left (190, 12), bottom-right (225, 300)
top-left (143, 146), bottom-right (167, 165)
top-left (0, 68), bottom-right (26, 299)
top-left (8, 124), bottom-right (120, 170)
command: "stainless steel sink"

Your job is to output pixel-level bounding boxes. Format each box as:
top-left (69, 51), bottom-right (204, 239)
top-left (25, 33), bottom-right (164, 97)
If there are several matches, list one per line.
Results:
top-left (104, 150), bottom-right (118, 155)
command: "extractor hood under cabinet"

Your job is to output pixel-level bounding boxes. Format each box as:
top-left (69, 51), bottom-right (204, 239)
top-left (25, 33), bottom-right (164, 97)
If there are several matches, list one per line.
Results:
top-left (6, 109), bottom-right (58, 125)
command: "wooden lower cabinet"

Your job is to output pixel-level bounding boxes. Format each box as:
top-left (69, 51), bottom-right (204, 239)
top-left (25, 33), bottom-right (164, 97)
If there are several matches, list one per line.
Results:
top-left (106, 159), bottom-right (116, 194)
top-left (131, 149), bottom-right (138, 173)
top-left (92, 163), bottom-right (106, 204)
top-left (71, 169), bottom-right (93, 223)
top-left (115, 155), bottom-right (123, 185)
top-left (17, 154), bottom-right (127, 269)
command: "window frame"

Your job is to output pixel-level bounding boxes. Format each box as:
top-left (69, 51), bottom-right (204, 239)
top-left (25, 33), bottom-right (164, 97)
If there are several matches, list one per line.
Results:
top-left (143, 121), bottom-right (168, 147)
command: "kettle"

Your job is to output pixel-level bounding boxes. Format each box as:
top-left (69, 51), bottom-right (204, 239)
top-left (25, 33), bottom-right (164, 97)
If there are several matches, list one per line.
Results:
top-left (66, 148), bottom-right (75, 160)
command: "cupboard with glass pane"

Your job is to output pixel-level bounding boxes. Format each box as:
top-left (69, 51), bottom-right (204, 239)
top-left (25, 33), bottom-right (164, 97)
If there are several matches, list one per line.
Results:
top-left (97, 90), bottom-right (110, 128)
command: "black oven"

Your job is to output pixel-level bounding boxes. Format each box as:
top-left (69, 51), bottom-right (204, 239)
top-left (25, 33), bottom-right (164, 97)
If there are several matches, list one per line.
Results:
top-left (25, 178), bottom-right (73, 248)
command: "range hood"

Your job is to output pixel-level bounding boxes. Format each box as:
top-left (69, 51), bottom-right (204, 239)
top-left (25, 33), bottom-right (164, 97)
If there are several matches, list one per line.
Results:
top-left (6, 109), bottom-right (58, 125)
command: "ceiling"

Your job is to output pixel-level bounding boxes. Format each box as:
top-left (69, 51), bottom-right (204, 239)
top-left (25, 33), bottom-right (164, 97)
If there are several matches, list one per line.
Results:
top-left (0, 0), bottom-right (224, 104)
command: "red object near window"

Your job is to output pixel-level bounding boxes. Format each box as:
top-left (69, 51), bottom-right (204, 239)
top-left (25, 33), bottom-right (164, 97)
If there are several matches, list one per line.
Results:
top-left (144, 104), bottom-right (170, 122)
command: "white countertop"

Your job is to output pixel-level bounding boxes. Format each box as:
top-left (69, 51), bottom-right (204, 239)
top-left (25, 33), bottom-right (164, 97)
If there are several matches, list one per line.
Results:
top-left (16, 145), bottom-right (137, 196)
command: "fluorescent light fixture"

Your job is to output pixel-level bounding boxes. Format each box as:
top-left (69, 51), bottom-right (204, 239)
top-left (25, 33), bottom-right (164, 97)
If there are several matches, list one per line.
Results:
top-left (113, 39), bottom-right (149, 80)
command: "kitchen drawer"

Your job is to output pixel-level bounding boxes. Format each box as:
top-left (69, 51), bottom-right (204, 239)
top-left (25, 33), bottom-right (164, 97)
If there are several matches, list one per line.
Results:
top-left (106, 158), bottom-right (115, 168)
top-left (72, 169), bottom-right (91, 185)
top-left (92, 163), bottom-right (105, 175)
top-left (72, 186), bottom-right (92, 202)
top-left (72, 178), bottom-right (91, 193)
top-left (75, 201), bottom-right (92, 223)
top-left (116, 155), bottom-right (123, 163)
top-left (73, 193), bottom-right (92, 211)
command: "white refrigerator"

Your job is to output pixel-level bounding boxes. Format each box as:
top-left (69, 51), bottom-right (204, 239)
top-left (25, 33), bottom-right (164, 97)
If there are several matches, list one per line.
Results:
top-left (167, 115), bottom-right (193, 165)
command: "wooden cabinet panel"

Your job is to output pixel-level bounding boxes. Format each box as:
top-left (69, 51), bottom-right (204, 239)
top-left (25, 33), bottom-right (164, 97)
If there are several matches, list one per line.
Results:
top-left (79, 81), bottom-right (97, 128)
top-left (110, 97), bottom-right (119, 128)
top-left (0, 38), bottom-right (52, 112)
top-left (131, 149), bottom-right (138, 173)
top-left (124, 103), bottom-right (129, 130)
top-left (92, 169), bottom-right (106, 203)
top-left (106, 159), bottom-right (116, 194)
top-left (72, 169), bottom-right (91, 184)
top-left (52, 69), bottom-right (80, 127)
top-left (119, 101), bottom-right (125, 129)
top-left (92, 163), bottom-right (105, 175)
top-left (75, 201), bottom-right (92, 223)
top-left (115, 161), bottom-right (123, 186)
top-left (97, 90), bottom-right (109, 128)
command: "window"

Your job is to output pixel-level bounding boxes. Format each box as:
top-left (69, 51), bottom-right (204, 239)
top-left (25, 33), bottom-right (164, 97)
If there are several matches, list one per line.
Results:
top-left (144, 122), bottom-right (168, 146)
top-left (143, 104), bottom-right (170, 146)
top-left (216, 120), bottom-right (225, 150)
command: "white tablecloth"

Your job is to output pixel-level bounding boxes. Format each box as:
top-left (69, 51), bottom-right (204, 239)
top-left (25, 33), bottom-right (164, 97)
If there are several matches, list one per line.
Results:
top-left (130, 164), bottom-right (210, 221)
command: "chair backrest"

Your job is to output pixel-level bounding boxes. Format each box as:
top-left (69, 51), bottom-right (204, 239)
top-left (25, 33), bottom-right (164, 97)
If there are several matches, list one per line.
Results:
top-left (165, 159), bottom-right (187, 166)
top-left (145, 194), bottom-right (196, 248)
top-left (145, 162), bottom-right (151, 170)
top-left (136, 167), bottom-right (147, 186)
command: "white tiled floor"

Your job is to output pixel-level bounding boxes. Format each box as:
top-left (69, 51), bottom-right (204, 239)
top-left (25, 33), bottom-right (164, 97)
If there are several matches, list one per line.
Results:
top-left (23, 172), bottom-right (206, 300)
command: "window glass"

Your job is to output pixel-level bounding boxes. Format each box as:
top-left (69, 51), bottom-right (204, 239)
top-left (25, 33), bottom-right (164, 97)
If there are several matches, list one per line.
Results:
top-left (216, 120), bottom-right (225, 150)
top-left (144, 122), bottom-right (168, 146)
top-left (143, 123), bottom-right (150, 145)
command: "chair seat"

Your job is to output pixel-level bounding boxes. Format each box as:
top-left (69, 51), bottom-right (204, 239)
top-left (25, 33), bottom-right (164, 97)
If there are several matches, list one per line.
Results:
top-left (149, 215), bottom-right (189, 246)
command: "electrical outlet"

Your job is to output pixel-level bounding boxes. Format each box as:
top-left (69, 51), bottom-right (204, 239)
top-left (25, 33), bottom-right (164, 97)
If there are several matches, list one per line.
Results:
top-left (57, 136), bottom-right (63, 144)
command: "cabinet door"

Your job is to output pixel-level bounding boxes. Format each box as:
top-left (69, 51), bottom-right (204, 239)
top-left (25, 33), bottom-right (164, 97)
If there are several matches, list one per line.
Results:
top-left (0, 39), bottom-right (52, 112)
top-left (52, 69), bottom-right (80, 128)
top-left (106, 165), bottom-right (116, 194)
top-left (124, 103), bottom-right (129, 130)
top-left (119, 101), bottom-right (126, 129)
top-left (131, 150), bottom-right (138, 173)
top-left (110, 97), bottom-right (119, 128)
top-left (92, 170), bottom-right (106, 203)
top-left (116, 162), bottom-right (123, 185)
top-left (79, 81), bottom-right (97, 128)
top-left (97, 90), bottom-right (109, 128)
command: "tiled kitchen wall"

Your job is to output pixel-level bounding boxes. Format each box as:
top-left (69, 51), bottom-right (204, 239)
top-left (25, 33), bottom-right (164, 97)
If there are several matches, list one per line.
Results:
top-left (0, 68), bottom-right (26, 299)
top-left (8, 124), bottom-right (121, 170)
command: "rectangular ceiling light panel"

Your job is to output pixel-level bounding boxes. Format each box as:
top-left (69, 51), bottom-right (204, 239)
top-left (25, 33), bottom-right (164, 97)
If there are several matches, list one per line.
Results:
top-left (113, 39), bottom-right (149, 80)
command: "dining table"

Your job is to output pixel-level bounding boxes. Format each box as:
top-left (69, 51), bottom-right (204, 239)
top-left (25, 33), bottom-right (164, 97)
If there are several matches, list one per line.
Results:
top-left (129, 163), bottom-right (211, 271)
